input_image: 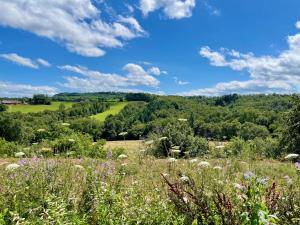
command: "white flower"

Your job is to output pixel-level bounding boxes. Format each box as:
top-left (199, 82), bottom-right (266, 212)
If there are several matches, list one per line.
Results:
top-left (6, 163), bottom-right (20, 171)
top-left (119, 132), bottom-right (128, 136)
top-left (121, 163), bottom-right (127, 167)
top-left (189, 158), bottom-right (199, 163)
top-left (145, 140), bottom-right (154, 145)
top-left (180, 175), bottom-right (189, 183)
top-left (284, 154), bottom-right (299, 160)
top-left (178, 118), bottom-right (187, 122)
top-left (14, 152), bottom-right (25, 158)
top-left (215, 145), bottom-right (225, 149)
top-left (68, 139), bottom-right (75, 143)
top-left (213, 166), bottom-right (222, 170)
top-left (162, 173), bottom-right (169, 177)
top-left (74, 165), bottom-right (84, 170)
top-left (37, 128), bottom-right (46, 132)
top-left (61, 123), bottom-right (70, 126)
top-left (167, 158), bottom-right (177, 163)
top-left (233, 183), bottom-right (245, 190)
top-left (183, 197), bottom-right (189, 203)
top-left (171, 149), bottom-right (181, 154)
top-left (118, 154), bottom-right (128, 159)
top-left (198, 161), bottom-right (210, 168)
top-left (159, 137), bottom-right (168, 141)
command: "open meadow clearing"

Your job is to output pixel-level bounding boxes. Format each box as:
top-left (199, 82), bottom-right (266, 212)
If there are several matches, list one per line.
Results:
top-left (91, 102), bottom-right (129, 121)
top-left (7, 101), bottom-right (73, 113)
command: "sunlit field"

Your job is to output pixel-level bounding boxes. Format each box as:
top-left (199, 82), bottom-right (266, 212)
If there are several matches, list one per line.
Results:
top-left (7, 101), bottom-right (73, 113)
top-left (91, 102), bottom-right (129, 121)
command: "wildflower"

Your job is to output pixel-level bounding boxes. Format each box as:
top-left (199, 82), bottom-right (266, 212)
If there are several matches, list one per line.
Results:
top-left (283, 175), bottom-right (293, 186)
top-left (121, 163), bottom-right (127, 167)
top-left (178, 118), bottom-right (187, 122)
top-left (140, 149), bottom-right (146, 153)
top-left (171, 149), bottom-right (181, 154)
top-left (215, 145), bottom-right (225, 149)
top-left (167, 158), bottom-right (177, 163)
top-left (213, 166), bottom-right (222, 170)
top-left (61, 122), bottom-right (70, 126)
top-left (284, 153), bottom-right (299, 160)
top-left (37, 128), bottom-right (46, 132)
top-left (118, 132), bottom-right (128, 136)
top-left (180, 175), bottom-right (189, 183)
top-left (74, 165), bottom-right (84, 170)
top-left (162, 173), bottom-right (169, 177)
top-left (295, 162), bottom-right (300, 170)
top-left (198, 161), bottom-right (210, 168)
top-left (159, 137), bottom-right (168, 141)
top-left (183, 197), bottom-right (189, 203)
top-left (68, 139), bottom-right (75, 143)
top-left (257, 177), bottom-right (269, 185)
top-left (233, 183), bottom-right (245, 190)
top-left (18, 159), bottom-right (27, 166)
top-left (189, 158), bottom-right (198, 163)
top-left (244, 171), bottom-right (255, 180)
top-left (145, 140), bottom-right (154, 145)
top-left (14, 152), bottom-right (25, 158)
top-left (118, 154), bottom-right (128, 159)
top-left (6, 163), bottom-right (20, 171)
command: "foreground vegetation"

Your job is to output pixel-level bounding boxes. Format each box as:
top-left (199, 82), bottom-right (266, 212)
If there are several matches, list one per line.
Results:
top-left (0, 142), bottom-right (299, 224)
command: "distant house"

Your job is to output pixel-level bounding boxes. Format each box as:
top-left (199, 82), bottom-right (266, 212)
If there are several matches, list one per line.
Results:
top-left (0, 100), bottom-right (22, 105)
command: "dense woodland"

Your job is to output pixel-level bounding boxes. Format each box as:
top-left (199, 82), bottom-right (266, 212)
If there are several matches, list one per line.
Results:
top-left (0, 93), bottom-right (299, 158)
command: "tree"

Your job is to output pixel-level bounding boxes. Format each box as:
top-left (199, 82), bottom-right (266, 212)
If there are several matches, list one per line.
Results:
top-left (0, 104), bottom-right (7, 112)
top-left (30, 94), bottom-right (51, 105)
top-left (280, 95), bottom-right (300, 154)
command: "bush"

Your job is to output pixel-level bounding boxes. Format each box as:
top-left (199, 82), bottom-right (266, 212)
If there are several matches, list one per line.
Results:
top-left (0, 138), bottom-right (21, 157)
top-left (239, 122), bottom-right (270, 140)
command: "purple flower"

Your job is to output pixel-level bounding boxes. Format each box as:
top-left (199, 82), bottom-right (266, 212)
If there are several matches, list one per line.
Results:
top-left (18, 159), bottom-right (27, 166)
top-left (257, 177), bottom-right (269, 185)
top-left (244, 171), bottom-right (255, 180)
top-left (295, 162), bottom-right (300, 171)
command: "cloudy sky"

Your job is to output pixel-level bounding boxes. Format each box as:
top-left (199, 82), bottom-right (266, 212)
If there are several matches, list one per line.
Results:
top-left (0, 0), bottom-right (300, 97)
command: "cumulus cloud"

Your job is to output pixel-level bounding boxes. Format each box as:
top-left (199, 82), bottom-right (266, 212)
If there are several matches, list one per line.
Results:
top-left (0, 53), bottom-right (38, 69)
top-left (181, 24), bottom-right (300, 96)
top-left (296, 21), bottom-right (300, 29)
top-left (148, 66), bottom-right (161, 75)
top-left (58, 63), bottom-right (159, 92)
top-left (0, 81), bottom-right (57, 97)
top-left (37, 58), bottom-right (51, 67)
top-left (140, 0), bottom-right (196, 19)
top-left (0, 0), bottom-right (145, 57)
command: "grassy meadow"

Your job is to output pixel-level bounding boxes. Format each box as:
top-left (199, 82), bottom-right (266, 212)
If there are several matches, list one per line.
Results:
top-left (91, 102), bottom-right (129, 121)
top-left (7, 101), bottom-right (73, 113)
top-left (0, 140), bottom-right (299, 224)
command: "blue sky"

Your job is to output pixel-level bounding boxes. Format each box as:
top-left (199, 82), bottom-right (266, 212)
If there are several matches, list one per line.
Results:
top-left (0, 0), bottom-right (300, 97)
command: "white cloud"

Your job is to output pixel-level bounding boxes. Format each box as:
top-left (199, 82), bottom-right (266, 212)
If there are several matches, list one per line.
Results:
top-left (0, 53), bottom-right (38, 69)
top-left (0, 1), bottom-right (145, 57)
top-left (58, 63), bottom-right (159, 92)
top-left (148, 66), bottom-right (161, 75)
top-left (181, 24), bottom-right (300, 96)
top-left (296, 21), bottom-right (300, 29)
top-left (140, 0), bottom-right (196, 19)
top-left (37, 58), bottom-right (51, 67)
top-left (0, 81), bottom-right (57, 97)
top-left (174, 76), bottom-right (189, 85)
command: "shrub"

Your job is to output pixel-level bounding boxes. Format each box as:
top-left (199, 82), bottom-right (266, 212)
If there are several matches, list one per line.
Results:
top-left (0, 138), bottom-right (21, 157)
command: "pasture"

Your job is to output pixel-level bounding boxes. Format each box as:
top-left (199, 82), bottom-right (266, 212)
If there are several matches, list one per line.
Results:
top-left (7, 101), bottom-right (73, 113)
top-left (91, 101), bottom-right (129, 121)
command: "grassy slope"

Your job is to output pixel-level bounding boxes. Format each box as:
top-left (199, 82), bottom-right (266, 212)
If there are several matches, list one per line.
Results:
top-left (7, 101), bottom-right (73, 113)
top-left (91, 102), bottom-right (128, 122)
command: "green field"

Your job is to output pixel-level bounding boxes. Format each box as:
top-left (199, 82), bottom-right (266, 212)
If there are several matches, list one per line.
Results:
top-left (7, 101), bottom-right (73, 113)
top-left (91, 102), bottom-right (128, 121)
